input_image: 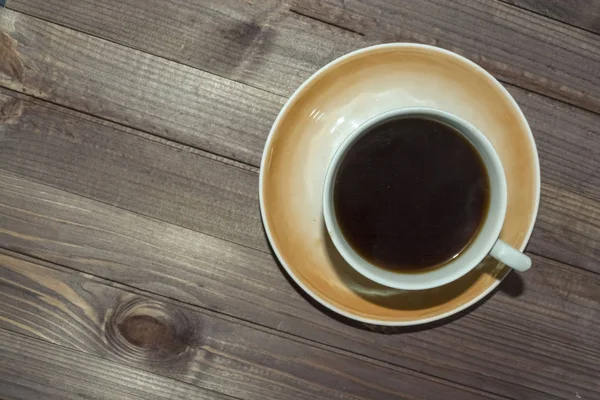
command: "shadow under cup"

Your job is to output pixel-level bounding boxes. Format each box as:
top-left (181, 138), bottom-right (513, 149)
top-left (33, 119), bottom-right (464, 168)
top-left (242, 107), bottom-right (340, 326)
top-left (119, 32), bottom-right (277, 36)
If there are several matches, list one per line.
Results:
top-left (321, 219), bottom-right (503, 312)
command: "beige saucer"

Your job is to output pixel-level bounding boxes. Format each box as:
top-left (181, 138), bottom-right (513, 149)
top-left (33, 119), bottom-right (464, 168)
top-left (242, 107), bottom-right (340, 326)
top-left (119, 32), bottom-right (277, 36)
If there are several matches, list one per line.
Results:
top-left (260, 44), bottom-right (540, 326)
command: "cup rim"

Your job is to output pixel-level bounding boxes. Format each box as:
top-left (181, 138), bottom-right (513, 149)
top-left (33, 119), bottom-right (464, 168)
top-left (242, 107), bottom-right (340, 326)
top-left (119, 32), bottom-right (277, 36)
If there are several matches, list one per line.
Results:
top-left (322, 107), bottom-right (508, 290)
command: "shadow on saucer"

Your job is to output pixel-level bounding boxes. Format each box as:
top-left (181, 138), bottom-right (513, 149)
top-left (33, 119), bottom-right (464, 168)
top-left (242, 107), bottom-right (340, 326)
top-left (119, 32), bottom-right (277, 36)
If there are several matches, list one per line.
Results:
top-left (321, 222), bottom-right (525, 332)
top-left (263, 224), bottom-right (525, 334)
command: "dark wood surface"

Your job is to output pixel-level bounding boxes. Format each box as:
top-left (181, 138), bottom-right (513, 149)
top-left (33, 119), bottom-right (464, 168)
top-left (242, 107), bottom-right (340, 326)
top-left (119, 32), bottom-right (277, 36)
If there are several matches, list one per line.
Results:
top-left (0, 250), bottom-right (508, 400)
top-left (0, 1), bottom-right (599, 399)
top-left (0, 328), bottom-right (237, 400)
top-left (501, 0), bottom-right (600, 34)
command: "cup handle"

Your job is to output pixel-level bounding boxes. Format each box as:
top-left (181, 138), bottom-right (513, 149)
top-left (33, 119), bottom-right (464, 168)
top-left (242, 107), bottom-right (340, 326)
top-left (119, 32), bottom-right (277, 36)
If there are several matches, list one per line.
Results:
top-left (489, 239), bottom-right (532, 272)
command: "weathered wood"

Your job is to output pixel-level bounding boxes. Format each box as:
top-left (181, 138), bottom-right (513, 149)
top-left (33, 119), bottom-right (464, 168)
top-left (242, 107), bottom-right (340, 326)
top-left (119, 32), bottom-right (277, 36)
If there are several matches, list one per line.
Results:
top-left (533, 185), bottom-right (600, 271)
top-left (1, 7), bottom-right (598, 180)
top-left (513, 88), bottom-right (600, 201)
top-left (1, 88), bottom-right (597, 271)
top-left (0, 250), bottom-right (503, 400)
top-left (7, 0), bottom-right (600, 113)
top-left (0, 3), bottom-right (599, 400)
top-left (0, 328), bottom-right (237, 400)
top-left (1, 173), bottom-right (599, 399)
top-left (0, 90), bottom-right (265, 250)
top-left (2, 0), bottom-right (365, 99)
top-left (290, 0), bottom-right (600, 113)
top-left (501, 0), bottom-right (600, 34)
top-left (0, 8), bottom-right (284, 167)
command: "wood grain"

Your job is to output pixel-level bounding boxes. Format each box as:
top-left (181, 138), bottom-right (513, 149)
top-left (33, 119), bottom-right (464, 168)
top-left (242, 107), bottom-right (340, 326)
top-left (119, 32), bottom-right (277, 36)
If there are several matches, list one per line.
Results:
top-left (1, 6), bottom-right (598, 179)
top-left (1, 173), bottom-right (599, 399)
top-left (0, 250), bottom-right (504, 400)
top-left (0, 3), bottom-right (598, 400)
top-left (533, 185), bottom-right (600, 271)
top-left (0, 8), bottom-right (284, 167)
top-left (0, 89), bottom-right (265, 251)
top-left (7, 0), bottom-right (600, 113)
top-left (0, 328), bottom-right (237, 400)
top-left (291, 0), bottom-right (600, 113)
top-left (511, 88), bottom-right (600, 201)
top-left (3, 0), bottom-right (362, 97)
top-left (501, 0), bottom-right (600, 34)
top-left (0, 88), bottom-right (597, 271)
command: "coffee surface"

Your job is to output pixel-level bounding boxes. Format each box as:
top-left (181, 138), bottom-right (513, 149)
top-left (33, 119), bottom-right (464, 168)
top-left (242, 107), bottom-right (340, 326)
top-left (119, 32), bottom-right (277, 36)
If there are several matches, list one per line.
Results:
top-left (333, 117), bottom-right (490, 272)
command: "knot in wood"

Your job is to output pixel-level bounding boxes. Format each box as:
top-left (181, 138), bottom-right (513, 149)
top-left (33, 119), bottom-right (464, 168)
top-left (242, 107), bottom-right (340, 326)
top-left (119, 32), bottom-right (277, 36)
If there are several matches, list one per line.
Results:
top-left (105, 298), bottom-right (196, 366)
top-left (118, 314), bottom-right (173, 350)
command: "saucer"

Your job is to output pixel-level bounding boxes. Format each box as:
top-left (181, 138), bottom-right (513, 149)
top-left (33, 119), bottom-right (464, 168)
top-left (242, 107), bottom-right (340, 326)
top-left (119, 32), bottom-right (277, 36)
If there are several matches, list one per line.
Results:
top-left (259, 44), bottom-right (540, 326)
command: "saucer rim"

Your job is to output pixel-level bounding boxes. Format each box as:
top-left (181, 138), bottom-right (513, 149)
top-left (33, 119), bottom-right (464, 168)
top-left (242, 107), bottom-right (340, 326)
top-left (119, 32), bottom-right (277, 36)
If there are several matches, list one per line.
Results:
top-left (259, 43), bottom-right (541, 326)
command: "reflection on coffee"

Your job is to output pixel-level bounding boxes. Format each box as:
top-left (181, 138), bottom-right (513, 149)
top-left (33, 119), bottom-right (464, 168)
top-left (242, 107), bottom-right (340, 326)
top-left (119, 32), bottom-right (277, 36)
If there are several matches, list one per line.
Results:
top-left (333, 117), bottom-right (490, 272)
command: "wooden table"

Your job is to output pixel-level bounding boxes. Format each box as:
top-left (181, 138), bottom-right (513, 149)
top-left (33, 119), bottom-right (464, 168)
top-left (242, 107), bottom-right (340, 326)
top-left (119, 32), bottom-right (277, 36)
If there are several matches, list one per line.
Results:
top-left (0, 1), bottom-right (598, 399)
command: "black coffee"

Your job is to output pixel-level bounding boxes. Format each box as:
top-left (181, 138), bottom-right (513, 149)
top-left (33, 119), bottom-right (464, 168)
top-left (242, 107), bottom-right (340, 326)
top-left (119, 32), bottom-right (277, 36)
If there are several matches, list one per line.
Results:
top-left (333, 117), bottom-right (490, 272)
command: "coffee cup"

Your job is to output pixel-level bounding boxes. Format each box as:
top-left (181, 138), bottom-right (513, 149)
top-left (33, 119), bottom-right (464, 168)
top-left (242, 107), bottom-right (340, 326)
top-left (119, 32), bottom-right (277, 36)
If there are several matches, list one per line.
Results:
top-left (323, 107), bottom-right (531, 290)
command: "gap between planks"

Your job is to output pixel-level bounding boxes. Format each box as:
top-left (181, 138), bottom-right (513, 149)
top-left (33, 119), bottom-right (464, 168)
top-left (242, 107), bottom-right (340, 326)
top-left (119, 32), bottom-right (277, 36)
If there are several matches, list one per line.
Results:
top-left (0, 86), bottom-right (261, 175)
top-left (4, 3), bottom-right (600, 121)
top-left (496, 0), bottom-right (600, 36)
top-left (1, 171), bottom-right (598, 399)
top-left (2, 4), bottom-right (287, 100)
top-left (0, 86), bottom-right (598, 273)
top-left (0, 248), bottom-right (513, 400)
top-left (0, 327), bottom-right (241, 400)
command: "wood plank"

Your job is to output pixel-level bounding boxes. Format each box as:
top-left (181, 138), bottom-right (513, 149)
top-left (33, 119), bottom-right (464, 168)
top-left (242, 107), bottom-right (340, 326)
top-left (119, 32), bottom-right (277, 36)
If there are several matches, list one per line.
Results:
top-left (1, 173), bottom-right (599, 400)
top-left (0, 89), bottom-right (265, 251)
top-left (501, 0), bottom-right (600, 34)
top-left (506, 86), bottom-right (600, 201)
top-left (290, 0), bottom-right (600, 114)
top-left (7, 0), bottom-right (600, 113)
top-left (2, 0), bottom-right (362, 98)
top-left (1, 88), bottom-right (598, 270)
top-left (0, 251), bottom-right (503, 400)
top-left (0, 8), bottom-right (284, 167)
top-left (1, 5), bottom-right (599, 195)
top-left (0, 328), bottom-right (237, 400)
top-left (0, 3), bottom-right (596, 396)
top-left (532, 185), bottom-right (600, 271)
top-left (1, 6), bottom-right (598, 180)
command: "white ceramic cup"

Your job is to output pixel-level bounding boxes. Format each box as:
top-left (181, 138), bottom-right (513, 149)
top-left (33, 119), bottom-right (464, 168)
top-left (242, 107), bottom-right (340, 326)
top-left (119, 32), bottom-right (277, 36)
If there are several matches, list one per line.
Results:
top-left (323, 107), bottom-right (532, 290)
